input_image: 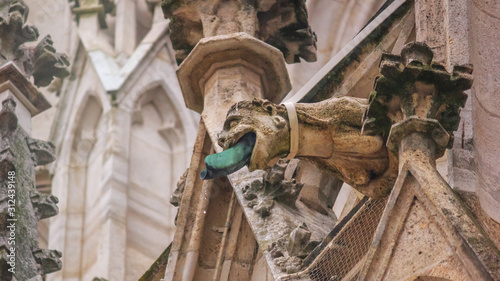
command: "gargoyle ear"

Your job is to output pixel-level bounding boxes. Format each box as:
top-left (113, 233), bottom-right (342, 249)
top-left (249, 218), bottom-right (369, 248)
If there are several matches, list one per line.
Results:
top-left (273, 116), bottom-right (287, 128)
top-left (261, 100), bottom-right (274, 113)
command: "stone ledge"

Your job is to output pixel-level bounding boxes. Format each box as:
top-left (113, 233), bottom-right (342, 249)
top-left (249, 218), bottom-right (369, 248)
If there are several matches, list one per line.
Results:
top-left (0, 63), bottom-right (50, 116)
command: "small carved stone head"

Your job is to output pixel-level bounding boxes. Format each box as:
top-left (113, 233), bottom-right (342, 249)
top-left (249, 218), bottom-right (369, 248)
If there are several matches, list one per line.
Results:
top-left (218, 98), bottom-right (290, 171)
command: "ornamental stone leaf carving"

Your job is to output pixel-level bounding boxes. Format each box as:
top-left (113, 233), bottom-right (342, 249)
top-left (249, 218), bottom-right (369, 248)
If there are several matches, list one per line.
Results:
top-left (0, 0), bottom-right (70, 87)
top-left (162, 0), bottom-right (317, 64)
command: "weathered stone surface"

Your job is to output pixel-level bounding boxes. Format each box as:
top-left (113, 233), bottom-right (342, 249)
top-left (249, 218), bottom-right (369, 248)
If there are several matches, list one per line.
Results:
top-left (274, 255), bottom-right (302, 274)
top-left (170, 169), bottom-right (187, 207)
top-left (287, 223), bottom-right (319, 259)
top-left (470, 0), bottom-right (500, 224)
top-left (27, 138), bottom-right (55, 166)
top-left (363, 42), bottom-right (472, 157)
top-left (240, 160), bottom-right (302, 217)
top-left (357, 40), bottom-right (500, 281)
top-left (139, 243), bottom-right (171, 281)
top-left (253, 198), bottom-right (274, 218)
top-left (32, 249), bottom-right (62, 274)
top-left (0, 2), bottom-right (64, 277)
top-left (0, 63), bottom-right (51, 119)
top-left (456, 191), bottom-right (500, 251)
top-left (176, 32), bottom-right (291, 114)
top-left (359, 150), bottom-right (500, 280)
top-left (387, 117), bottom-right (449, 158)
top-left (0, 95), bottom-right (61, 280)
top-left (263, 160), bottom-right (303, 205)
top-left (31, 35), bottom-right (70, 87)
top-left (0, 98), bottom-right (18, 135)
top-left (162, 0), bottom-right (316, 64)
top-left (238, 160), bottom-right (302, 218)
top-left (217, 97), bottom-right (397, 198)
top-left (30, 192), bottom-right (59, 220)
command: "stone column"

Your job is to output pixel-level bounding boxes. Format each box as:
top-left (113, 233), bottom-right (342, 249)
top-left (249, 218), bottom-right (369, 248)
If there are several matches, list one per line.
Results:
top-left (161, 0), bottom-right (317, 279)
top-left (0, 65), bottom-right (61, 281)
top-left (415, 0), bottom-right (449, 64)
top-left (176, 32), bottom-right (292, 146)
top-left (0, 1), bottom-right (70, 280)
top-left (164, 0), bottom-right (319, 140)
top-left (114, 0), bottom-right (137, 55)
top-left (360, 42), bottom-right (500, 280)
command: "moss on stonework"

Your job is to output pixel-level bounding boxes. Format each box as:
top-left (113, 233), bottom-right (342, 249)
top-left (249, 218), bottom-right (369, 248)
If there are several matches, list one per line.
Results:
top-left (363, 92), bottom-right (393, 137)
top-left (139, 243), bottom-right (172, 281)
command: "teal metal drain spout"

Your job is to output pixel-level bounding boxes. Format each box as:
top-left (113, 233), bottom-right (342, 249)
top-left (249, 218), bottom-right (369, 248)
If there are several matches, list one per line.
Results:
top-left (201, 133), bottom-right (256, 180)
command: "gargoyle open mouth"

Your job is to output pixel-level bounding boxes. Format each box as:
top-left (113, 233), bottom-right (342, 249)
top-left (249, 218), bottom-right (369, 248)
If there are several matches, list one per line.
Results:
top-left (200, 132), bottom-right (256, 180)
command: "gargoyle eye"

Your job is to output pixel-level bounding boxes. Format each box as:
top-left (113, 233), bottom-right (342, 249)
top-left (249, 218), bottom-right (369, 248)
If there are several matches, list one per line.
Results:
top-left (229, 120), bottom-right (238, 128)
top-left (224, 116), bottom-right (241, 130)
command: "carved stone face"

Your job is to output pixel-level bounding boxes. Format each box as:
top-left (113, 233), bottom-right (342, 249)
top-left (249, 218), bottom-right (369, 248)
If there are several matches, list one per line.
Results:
top-left (218, 99), bottom-right (290, 172)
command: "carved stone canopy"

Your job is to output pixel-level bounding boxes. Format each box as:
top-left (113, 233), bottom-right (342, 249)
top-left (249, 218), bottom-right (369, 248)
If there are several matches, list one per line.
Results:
top-left (0, 0), bottom-right (70, 87)
top-left (161, 0), bottom-right (317, 64)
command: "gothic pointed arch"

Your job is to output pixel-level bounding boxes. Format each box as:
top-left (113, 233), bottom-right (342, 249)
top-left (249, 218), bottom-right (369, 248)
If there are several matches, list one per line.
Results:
top-left (55, 92), bottom-right (106, 280)
top-left (125, 83), bottom-right (190, 280)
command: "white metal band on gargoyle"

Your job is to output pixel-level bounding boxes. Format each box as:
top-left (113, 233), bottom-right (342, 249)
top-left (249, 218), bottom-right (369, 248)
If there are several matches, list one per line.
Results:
top-left (283, 102), bottom-right (299, 160)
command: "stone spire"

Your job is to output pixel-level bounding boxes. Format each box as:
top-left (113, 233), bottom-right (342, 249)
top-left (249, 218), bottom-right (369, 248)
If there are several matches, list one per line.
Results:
top-left (0, 0), bottom-right (69, 280)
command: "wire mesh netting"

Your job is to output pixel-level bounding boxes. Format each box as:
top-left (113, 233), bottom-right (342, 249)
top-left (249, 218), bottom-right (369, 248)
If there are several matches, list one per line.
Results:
top-left (279, 198), bottom-right (388, 281)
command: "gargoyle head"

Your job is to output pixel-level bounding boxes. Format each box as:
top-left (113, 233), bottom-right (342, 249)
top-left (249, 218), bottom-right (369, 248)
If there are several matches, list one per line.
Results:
top-left (218, 99), bottom-right (290, 171)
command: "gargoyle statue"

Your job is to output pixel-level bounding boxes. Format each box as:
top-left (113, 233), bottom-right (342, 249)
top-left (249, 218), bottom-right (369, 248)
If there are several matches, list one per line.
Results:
top-left (213, 97), bottom-right (398, 199)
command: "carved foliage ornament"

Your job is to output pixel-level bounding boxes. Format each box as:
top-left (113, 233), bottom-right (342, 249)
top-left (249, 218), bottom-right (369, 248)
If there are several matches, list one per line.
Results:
top-left (0, 97), bottom-right (60, 278)
top-left (161, 0), bottom-right (317, 64)
top-left (362, 42), bottom-right (473, 156)
top-left (241, 159), bottom-right (303, 217)
top-left (0, 0), bottom-right (70, 87)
